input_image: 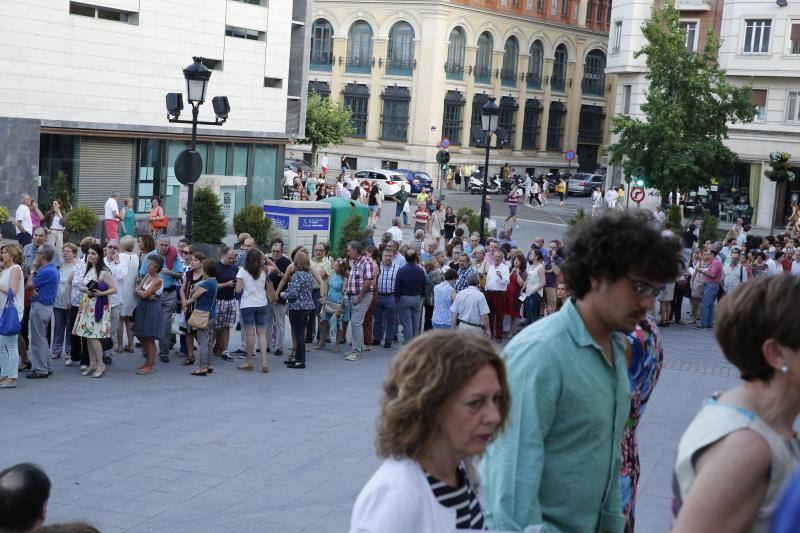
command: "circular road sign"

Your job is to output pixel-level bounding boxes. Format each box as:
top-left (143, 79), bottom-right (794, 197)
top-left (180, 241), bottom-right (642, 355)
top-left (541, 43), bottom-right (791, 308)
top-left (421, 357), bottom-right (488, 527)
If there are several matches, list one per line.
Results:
top-left (174, 149), bottom-right (203, 185)
top-left (440, 138), bottom-right (450, 149)
top-left (564, 149), bottom-right (576, 161)
top-left (630, 186), bottom-right (645, 204)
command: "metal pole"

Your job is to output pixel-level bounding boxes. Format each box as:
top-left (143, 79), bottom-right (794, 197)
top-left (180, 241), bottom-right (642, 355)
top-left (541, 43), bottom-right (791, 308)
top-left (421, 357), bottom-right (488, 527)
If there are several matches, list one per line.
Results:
top-left (186, 103), bottom-right (199, 243)
top-left (479, 132), bottom-right (491, 244)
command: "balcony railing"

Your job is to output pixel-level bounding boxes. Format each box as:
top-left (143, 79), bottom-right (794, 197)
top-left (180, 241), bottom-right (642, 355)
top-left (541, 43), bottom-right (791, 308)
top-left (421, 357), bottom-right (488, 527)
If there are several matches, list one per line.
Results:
top-left (500, 68), bottom-right (517, 87)
top-left (474, 65), bottom-right (491, 84)
top-left (310, 51), bottom-right (333, 71)
top-left (346, 56), bottom-right (372, 73)
top-left (526, 72), bottom-right (542, 90)
top-left (581, 77), bottom-right (605, 96)
top-left (445, 62), bottom-right (464, 80)
top-left (551, 74), bottom-right (566, 92)
top-left (386, 57), bottom-right (414, 76)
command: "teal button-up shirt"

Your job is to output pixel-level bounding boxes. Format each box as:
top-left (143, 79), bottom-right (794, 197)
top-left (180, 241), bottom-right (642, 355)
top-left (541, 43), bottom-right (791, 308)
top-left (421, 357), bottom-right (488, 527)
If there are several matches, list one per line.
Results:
top-left (481, 298), bottom-right (631, 533)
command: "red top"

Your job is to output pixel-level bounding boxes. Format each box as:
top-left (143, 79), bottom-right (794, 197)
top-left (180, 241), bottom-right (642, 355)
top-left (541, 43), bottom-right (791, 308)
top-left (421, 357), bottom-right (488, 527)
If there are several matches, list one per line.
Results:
top-left (414, 208), bottom-right (430, 225)
top-left (704, 257), bottom-right (723, 284)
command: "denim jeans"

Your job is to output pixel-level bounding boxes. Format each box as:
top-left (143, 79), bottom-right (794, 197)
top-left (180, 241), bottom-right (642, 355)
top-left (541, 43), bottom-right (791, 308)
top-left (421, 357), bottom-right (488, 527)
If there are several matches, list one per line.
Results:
top-left (0, 333), bottom-right (19, 379)
top-left (372, 294), bottom-right (397, 343)
top-left (394, 203), bottom-right (408, 225)
top-left (700, 282), bottom-right (720, 328)
top-left (397, 295), bottom-right (422, 343)
top-left (524, 292), bottom-right (542, 325)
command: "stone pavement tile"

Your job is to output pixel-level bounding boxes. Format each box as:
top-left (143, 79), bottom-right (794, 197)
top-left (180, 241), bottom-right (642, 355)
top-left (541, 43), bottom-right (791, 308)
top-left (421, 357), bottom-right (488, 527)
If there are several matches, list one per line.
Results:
top-left (45, 502), bottom-right (150, 530)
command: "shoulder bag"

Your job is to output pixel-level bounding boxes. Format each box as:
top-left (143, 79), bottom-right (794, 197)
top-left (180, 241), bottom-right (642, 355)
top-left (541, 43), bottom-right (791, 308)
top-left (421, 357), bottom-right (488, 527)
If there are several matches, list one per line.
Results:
top-left (0, 288), bottom-right (21, 336)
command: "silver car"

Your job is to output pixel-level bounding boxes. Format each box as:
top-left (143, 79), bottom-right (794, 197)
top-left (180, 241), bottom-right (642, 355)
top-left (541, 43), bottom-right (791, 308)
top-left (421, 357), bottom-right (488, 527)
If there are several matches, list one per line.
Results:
top-left (567, 173), bottom-right (605, 196)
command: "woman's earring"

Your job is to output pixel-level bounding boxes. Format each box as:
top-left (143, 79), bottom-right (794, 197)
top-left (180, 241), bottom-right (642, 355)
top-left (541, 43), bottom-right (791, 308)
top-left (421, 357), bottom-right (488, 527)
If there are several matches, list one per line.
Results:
top-left (781, 366), bottom-right (790, 374)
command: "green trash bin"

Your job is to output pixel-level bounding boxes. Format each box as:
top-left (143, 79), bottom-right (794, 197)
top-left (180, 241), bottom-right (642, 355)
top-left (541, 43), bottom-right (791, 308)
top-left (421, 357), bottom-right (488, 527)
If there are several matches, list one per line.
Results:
top-left (321, 197), bottom-right (369, 253)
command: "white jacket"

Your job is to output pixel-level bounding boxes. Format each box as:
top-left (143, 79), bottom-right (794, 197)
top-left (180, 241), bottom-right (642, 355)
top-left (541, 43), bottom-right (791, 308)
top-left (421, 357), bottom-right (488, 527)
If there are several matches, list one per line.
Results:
top-left (350, 457), bottom-right (475, 533)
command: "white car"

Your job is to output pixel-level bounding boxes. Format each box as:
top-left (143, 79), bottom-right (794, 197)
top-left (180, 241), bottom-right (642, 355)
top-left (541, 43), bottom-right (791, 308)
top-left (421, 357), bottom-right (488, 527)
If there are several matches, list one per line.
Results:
top-left (353, 170), bottom-right (405, 199)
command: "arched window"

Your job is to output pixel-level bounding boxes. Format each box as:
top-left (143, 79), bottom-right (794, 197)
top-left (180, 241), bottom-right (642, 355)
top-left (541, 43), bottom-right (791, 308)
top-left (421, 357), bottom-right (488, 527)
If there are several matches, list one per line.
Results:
top-left (501, 37), bottom-right (519, 86)
top-left (475, 32), bottom-right (494, 84)
top-left (582, 49), bottom-right (606, 96)
top-left (446, 27), bottom-right (466, 79)
top-left (310, 19), bottom-right (333, 70)
top-left (527, 40), bottom-right (544, 89)
top-left (387, 21), bottom-right (415, 74)
top-left (552, 44), bottom-right (567, 92)
top-left (347, 20), bottom-right (373, 73)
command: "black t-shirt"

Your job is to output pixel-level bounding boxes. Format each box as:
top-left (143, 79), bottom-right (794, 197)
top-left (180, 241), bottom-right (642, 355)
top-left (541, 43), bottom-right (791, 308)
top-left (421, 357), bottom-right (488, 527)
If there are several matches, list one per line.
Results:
top-left (216, 261), bottom-right (238, 300)
top-left (682, 224), bottom-right (697, 249)
top-left (269, 255), bottom-right (292, 303)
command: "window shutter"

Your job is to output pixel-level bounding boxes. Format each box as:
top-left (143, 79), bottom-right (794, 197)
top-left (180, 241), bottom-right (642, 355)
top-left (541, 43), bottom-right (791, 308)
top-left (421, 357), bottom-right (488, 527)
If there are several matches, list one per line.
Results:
top-left (76, 138), bottom-right (134, 213)
top-left (792, 23), bottom-right (800, 41)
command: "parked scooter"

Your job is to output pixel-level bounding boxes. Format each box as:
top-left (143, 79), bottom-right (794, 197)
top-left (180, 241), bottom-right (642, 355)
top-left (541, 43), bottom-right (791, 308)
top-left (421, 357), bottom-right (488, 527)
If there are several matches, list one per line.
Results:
top-left (469, 174), bottom-right (502, 194)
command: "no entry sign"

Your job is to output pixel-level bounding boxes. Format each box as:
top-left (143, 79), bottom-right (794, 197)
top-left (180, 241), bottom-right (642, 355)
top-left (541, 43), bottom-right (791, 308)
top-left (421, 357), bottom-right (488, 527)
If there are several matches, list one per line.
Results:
top-left (630, 186), bottom-right (645, 205)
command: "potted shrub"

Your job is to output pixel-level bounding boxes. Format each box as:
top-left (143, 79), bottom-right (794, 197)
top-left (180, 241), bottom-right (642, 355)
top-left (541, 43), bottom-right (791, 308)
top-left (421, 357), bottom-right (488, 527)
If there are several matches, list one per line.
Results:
top-left (233, 204), bottom-right (273, 249)
top-left (191, 186), bottom-right (227, 258)
top-left (334, 211), bottom-right (367, 258)
top-left (455, 207), bottom-right (480, 235)
top-left (66, 205), bottom-right (100, 241)
top-left (0, 205), bottom-right (9, 240)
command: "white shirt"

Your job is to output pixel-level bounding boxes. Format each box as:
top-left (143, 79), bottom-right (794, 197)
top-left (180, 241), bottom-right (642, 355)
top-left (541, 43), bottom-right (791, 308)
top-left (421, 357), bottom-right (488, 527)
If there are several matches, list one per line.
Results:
top-left (118, 252), bottom-right (140, 312)
top-left (450, 285), bottom-right (490, 324)
top-left (525, 263), bottom-right (545, 297)
top-left (104, 197), bottom-right (119, 221)
top-left (283, 169), bottom-right (297, 187)
top-left (350, 457), bottom-right (480, 533)
top-left (104, 256), bottom-right (128, 308)
top-left (722, 263), bottom-right (746, 293)
top-left (605, 190), bottom-right (617, 206)
top-left (387, 226), bottom-right (403, 243)
top-left (792, 261), bottom-right (800, 276)
top-left (766, 258), bottom-right (782, 275)
top-left (15, 204), bottom-right (32, 234)
top-left (485, 261), bottom-right (510, 291)
top-left (236, 267), bottom-right (268, 309)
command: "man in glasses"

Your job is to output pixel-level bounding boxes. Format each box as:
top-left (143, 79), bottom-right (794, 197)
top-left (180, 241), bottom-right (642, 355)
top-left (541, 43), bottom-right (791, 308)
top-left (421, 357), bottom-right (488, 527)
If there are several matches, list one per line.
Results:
top-left (102, 239), bottom-right (128, 365)
top-left (481, 211), bottom-right (682, 533)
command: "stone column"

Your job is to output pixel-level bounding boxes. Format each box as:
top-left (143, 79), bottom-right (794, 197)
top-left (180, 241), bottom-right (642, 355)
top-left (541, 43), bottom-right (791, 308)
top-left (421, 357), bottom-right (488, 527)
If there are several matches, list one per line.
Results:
top-left (366, 38), bottom-right (388, 144)
top-left (538, 59), bottom-right (554, 154)
top-left (460, 46), bottom-right (478, 152)
top-left (0, 117), bottom-right (40, 236)
top-left (329, 37), bottom-right (348, 100)
top-left (513, 54), bottom-right (530, 154)
top-left (564, 53), bottom-right (585, 157)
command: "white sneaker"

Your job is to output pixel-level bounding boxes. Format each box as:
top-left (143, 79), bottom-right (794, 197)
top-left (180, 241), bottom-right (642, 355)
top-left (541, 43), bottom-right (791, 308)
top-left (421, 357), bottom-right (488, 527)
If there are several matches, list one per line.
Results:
top-left (79, 365), bottom-right (88, 371)
top-left (344, 351), bottom-right (363, 361)
top-left (65, 359), bottom-right (75, 366)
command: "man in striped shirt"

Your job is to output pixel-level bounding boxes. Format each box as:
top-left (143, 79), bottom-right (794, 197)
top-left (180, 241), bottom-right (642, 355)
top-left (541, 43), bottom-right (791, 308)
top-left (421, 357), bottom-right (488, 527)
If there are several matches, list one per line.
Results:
top-left (504, 187), bottom-right (520, 229)
top-left (372, 250), bottom-right (399, 349)
top-left (455, 253), bottom-right (476, 292)
top-left (345, 241), bottom-right (375, 361)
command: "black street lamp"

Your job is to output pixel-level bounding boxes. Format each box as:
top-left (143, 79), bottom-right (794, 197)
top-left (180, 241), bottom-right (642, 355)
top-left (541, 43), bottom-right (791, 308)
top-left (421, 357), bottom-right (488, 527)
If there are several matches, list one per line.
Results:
top-left (165, 57), bottom-right (230, 242)
top-left (479, 97), bottom-right (499, 244)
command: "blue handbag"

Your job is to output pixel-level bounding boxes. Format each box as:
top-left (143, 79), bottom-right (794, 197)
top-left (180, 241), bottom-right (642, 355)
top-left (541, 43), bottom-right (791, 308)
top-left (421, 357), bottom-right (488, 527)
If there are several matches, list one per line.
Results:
top-left (0, 288), bottom-right (21, 336)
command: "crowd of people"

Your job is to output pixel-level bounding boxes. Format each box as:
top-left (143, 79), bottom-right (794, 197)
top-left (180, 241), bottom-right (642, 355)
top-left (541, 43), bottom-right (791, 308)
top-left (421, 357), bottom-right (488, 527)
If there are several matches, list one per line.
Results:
top-left (6, 180), bottom-right (800, 532)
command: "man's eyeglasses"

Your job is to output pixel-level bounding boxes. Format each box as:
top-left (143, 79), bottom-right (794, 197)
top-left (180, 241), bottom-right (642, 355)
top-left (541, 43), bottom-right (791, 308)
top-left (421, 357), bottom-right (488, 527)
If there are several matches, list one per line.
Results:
top-left (271, 249), bottom-right (281, 254)
top-left (622, 275), bottom-right (664, 298)
top-left (107, 246), bottom-right (119, 250)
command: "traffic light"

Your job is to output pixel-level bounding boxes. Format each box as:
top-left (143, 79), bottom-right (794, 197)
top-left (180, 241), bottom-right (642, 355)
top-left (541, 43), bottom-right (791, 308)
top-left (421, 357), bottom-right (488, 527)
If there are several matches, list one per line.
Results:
top-left (635, 178), bottom-right (645, 187)
top-left (441, 163), bottom-right (449, 171)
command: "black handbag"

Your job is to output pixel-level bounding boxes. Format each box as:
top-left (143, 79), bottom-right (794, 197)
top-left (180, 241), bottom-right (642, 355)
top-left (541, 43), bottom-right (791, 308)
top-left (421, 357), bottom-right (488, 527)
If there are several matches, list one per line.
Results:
top-left (101, 337), bottom-right (113, 351)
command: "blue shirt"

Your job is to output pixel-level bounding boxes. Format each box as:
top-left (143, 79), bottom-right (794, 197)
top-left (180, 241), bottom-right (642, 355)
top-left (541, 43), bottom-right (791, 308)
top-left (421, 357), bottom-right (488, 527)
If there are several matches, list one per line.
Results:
top-left (394, 263), bottom-right (427, 297)
top-left (194, 279), bottom-right (218, 318)
top-left (31, 263), bottom-right (59, 305)
top-left (376, 263), bottom-right (400, 294)
top-left (392, 253), bottom-right (407, 268)
top-left (145, 250), bottom-right (185, 288)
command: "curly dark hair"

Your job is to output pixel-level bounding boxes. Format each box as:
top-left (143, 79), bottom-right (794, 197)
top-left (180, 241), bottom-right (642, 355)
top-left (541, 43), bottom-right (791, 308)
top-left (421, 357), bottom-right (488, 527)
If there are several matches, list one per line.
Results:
top-left (563, 211), bottom-right (682, 299)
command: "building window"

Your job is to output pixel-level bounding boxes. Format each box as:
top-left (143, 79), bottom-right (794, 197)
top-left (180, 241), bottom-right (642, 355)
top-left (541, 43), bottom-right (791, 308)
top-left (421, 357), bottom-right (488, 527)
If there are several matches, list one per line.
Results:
top-left (537, 0), bottom-right (544, 11)
top-left (225, 25), bottom-right (265, 41)
top-left (343, 84), bottom-right (369, 137)
top-left (347, 20), bottom-right (373, 73)
top-left (527, 40), bottom-right (544, 89)
top-left (552, 44), bottom-right (568, 92)
top-left (501, 37), bottom-right (519, 87)
top-left (470, 93), bottom-right (490, 147)
top-left (680, 21), bottom-right (698, 53)
top-left (446, 27), bottom-right (466, 80)
top-left (308, 80), bottom-right (330, 99)
top-left (596, 0), bottom-right (604, 22)
top-left (69, 2), bottom-right (137, 24)
top-left (750, 89), bottom-right (767, 121)
top-left (551, 0), bottom-right (558, 16)
top-left (790, 22), bottom-right (800, 54)
top-left (743, 19), bottom-right (771, 54)
top-left (442, 91), bottom-right (465, 146)
top-left (582, 50), bottom-right (606, 96)
top-left (381, 86), bottom-right (411, 142)
top-left (498, 97), bottom-right (518, 148)
top-left (623, 84), bottom-right (632, 115)
top-left (475, 32), bottom-right (494, 84)
top-left (310, 19), bottom-right (334, 70)
top-left (786, 90), bottom-right (800, 123)
top-left (387, 21), bottom-right (415, 75)
top-left (578, 105), bottom-right (605, 144)
top-left (232, 0), bottom-right (266, 5)
top-left (522, 99), bottom-right (543, 149)
top-left (562, 0), bottom-right (569, 16)
top-left (546, 102), bottom-right (566, 151)
top-left (586, 0), bottom-right (595, 22)
top-left (612, 21), bottom-right (622, 54)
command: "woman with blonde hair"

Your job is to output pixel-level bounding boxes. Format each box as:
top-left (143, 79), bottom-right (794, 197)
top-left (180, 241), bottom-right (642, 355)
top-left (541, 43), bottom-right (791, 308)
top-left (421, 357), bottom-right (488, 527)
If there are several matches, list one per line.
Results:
top-left (117, 236), bottom-right (139, 352)
top-left (350, 330), bottom-right (510, 532)
top-left (0, 244), bottom-right (25, 388)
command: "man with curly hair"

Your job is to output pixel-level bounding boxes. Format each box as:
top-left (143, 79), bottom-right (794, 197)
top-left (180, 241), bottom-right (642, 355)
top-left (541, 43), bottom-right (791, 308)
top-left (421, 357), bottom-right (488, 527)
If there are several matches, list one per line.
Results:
top-left (480, 211), bottom-right (682, 533)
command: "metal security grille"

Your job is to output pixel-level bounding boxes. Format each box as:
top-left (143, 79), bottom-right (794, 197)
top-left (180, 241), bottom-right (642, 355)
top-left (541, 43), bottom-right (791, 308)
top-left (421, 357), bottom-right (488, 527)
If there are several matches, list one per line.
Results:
top-left (76, 137), bottom-right (134, 212)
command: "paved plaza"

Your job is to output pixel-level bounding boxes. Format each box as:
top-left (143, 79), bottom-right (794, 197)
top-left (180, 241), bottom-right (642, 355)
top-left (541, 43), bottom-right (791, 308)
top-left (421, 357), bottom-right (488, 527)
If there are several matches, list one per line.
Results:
top-left (0, 195), bottom-right (740, 532)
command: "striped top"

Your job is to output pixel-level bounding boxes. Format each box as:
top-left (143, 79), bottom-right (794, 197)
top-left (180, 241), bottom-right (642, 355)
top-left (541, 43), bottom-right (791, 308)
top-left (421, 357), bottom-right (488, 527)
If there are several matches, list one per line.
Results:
top-left (426, 464), bottom-right (485, 530)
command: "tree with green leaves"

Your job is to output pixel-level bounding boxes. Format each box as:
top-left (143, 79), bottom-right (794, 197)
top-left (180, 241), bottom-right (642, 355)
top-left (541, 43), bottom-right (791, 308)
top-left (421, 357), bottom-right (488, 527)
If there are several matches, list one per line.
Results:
top-left (192, 187), bottom-right (226, 244)
top-left (299, 91), bottom-right (355, 170)
top-left (607, 5), bottom-right (756, 202)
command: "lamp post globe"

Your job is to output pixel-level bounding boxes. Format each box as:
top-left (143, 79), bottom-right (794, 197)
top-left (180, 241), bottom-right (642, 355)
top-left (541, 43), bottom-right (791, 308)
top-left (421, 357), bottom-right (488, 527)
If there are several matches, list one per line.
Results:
top-left (183, 57), bottom-right (212, 104)
top-left (479, 97), bottom-right (499, 243)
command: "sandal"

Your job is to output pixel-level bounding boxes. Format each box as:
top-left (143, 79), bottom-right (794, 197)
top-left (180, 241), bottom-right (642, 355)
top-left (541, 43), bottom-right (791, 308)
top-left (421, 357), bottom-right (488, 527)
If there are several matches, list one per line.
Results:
top-left (206, 367), bottom-right (213, 374)
top-left (190, 369), bottom-right (208, 377)
top-left (180, 358), bottom-right (195, 366)
top-left (237, 364), bottom-right (254, 371)
top-left (136, 367), bottom-right (154, 375)
top-left (261, 366), bottom-right (270, 373)
top-left (123, 347), bottom-right (134, 353)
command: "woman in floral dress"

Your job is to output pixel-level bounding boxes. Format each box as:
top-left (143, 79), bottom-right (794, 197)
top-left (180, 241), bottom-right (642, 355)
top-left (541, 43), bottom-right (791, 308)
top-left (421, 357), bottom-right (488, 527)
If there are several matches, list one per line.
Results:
top-left (72, 243), bottom-right (117, 378)
top-left (620, 317), bottom-right (664, 533)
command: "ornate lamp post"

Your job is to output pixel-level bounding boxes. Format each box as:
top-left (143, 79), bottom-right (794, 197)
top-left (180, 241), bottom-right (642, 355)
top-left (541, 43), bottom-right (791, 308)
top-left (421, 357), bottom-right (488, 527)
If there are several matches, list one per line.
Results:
top-left (479, 97), bottom-right (499, 244)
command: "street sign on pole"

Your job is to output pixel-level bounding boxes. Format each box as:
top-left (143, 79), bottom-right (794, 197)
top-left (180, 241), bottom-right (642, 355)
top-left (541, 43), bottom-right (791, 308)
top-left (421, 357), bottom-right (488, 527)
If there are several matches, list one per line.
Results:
top-left (630, 186), bottom-right (645, 206)
top-left (440, 138), bottom-right (450, 149)
top-left (174, 149), bottom-right (203, 185)
top-left (563, 149), bottom-right (576, 161)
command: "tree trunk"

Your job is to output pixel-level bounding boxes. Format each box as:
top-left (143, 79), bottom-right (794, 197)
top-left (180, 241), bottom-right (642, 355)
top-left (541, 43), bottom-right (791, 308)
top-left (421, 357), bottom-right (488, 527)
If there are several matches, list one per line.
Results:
top-left (311, 144), bottom-right (318, 172)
